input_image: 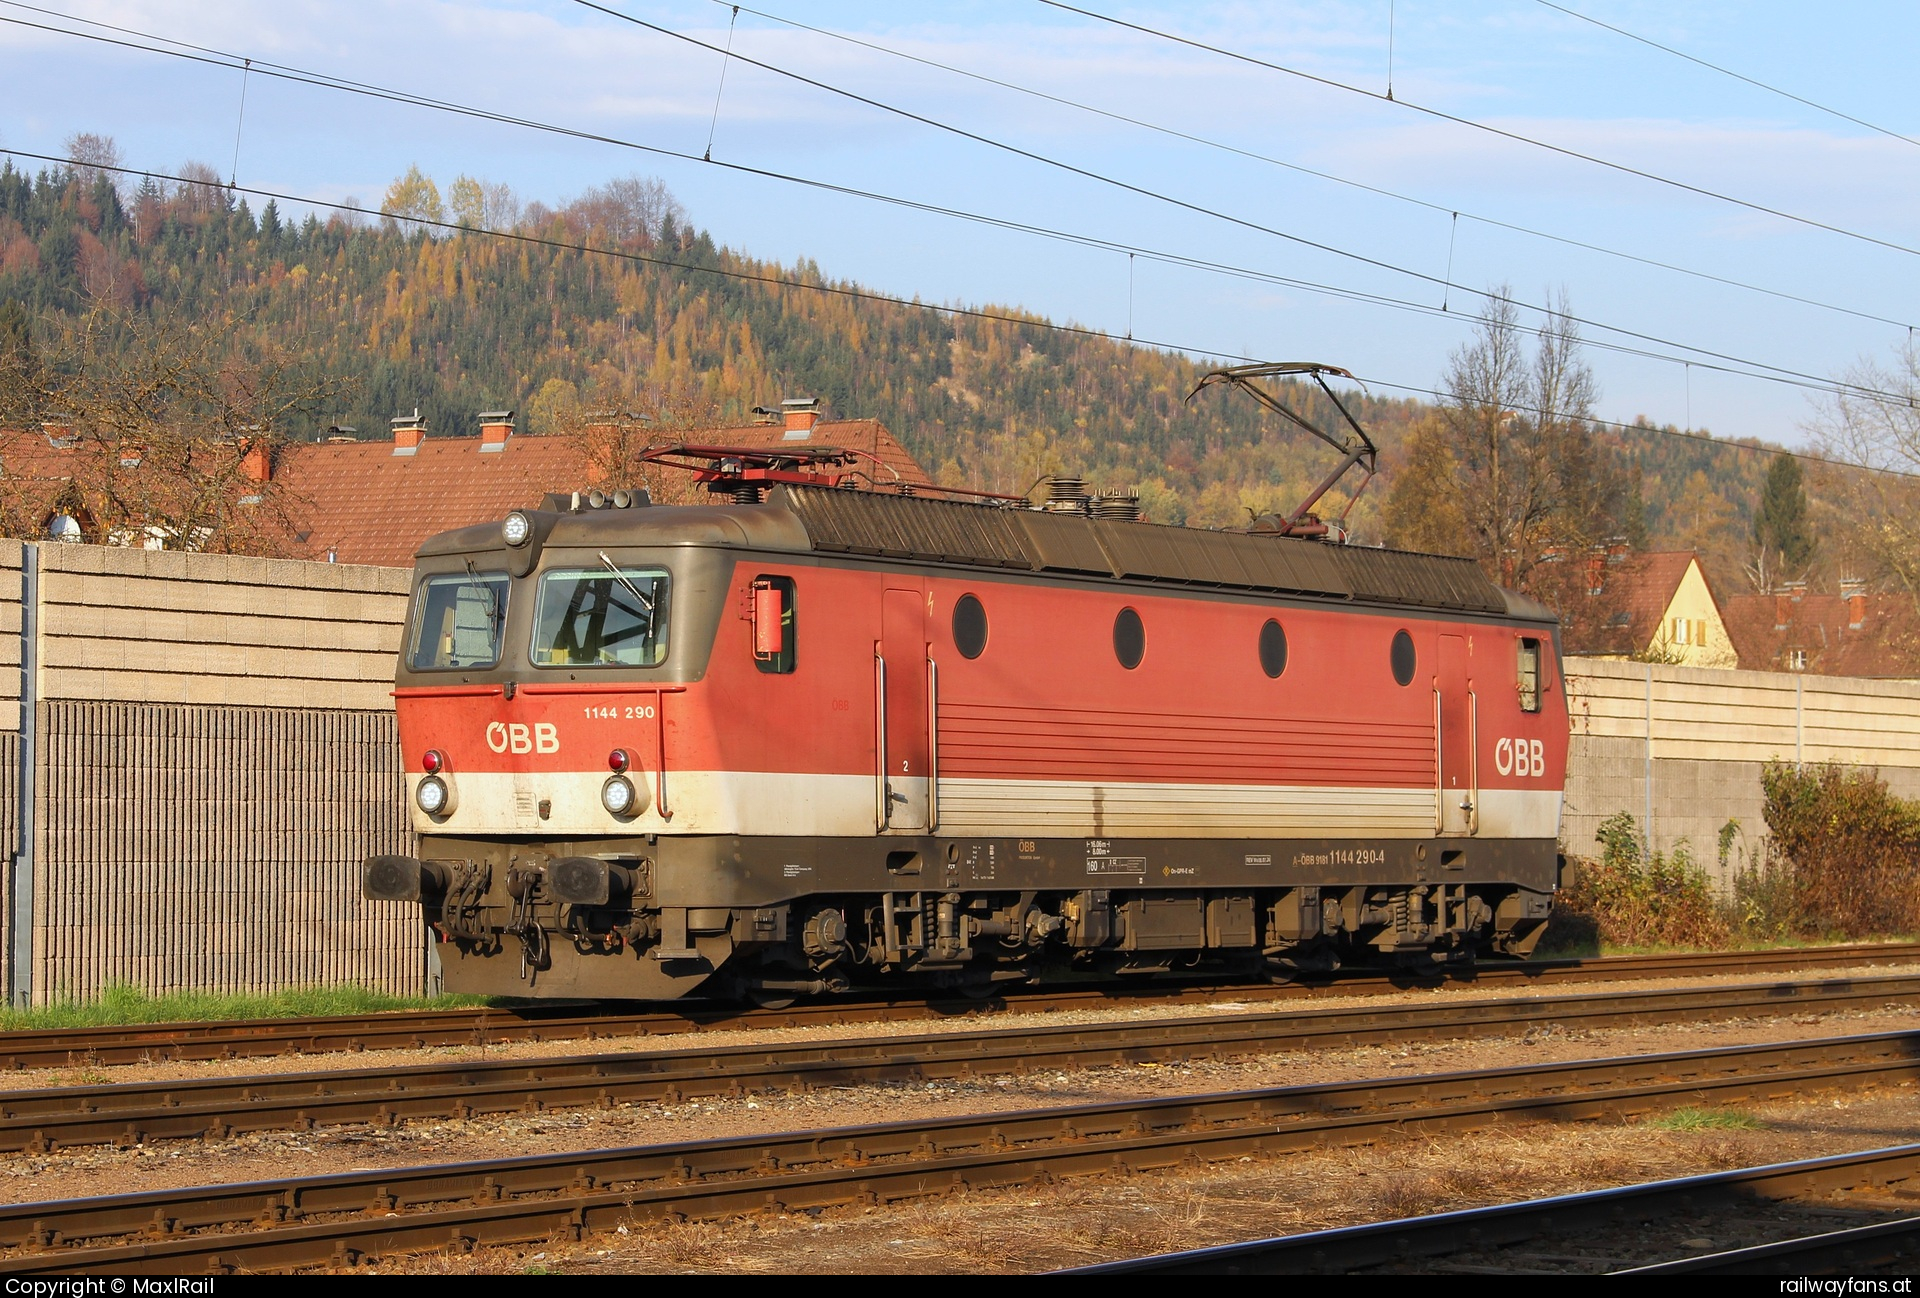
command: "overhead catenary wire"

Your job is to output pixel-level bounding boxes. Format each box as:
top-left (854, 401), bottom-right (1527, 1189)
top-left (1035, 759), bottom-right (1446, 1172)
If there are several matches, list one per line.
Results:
top-left (1535, 0), bottom-right (1920, 150)
top-left (2, 144), bottom-right (1908, 490)
top-left (1036, 0), bottom-right (1920, 262)
top-left (2, 5), bottom-right (1903, 408)
top-left (567, 1), bottom-right (1910, 399)
top-left (688, 0), bottom-right (1914, 334)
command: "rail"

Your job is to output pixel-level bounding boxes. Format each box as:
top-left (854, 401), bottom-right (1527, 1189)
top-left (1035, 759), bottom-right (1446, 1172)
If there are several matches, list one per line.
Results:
top-left (1, 940), bottom-right (1916, 1072)
top-left (5, 1029), bottom-right (1920, 1274)
top-left (2, 972), bottom-right (1917, 1152)
top-left (1073, 1141), bottom-right (1920, 1275)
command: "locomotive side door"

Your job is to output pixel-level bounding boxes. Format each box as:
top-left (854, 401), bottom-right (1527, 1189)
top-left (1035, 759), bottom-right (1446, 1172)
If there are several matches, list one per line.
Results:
top-left (1436, 633), bottom-right (1479, 835)
top-left (878, 586), bottom-right (931, 830)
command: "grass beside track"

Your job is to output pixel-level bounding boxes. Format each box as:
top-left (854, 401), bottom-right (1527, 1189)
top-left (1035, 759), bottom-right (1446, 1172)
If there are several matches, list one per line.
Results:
top-left (0, 982), bottom-right (493, 1031)
top-left (1644, 1106), bottom-right (1767, 1131)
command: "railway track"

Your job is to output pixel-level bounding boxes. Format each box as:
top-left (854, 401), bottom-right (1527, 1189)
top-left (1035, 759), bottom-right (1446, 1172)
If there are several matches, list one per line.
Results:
top-left (5, 940), bottom-right (1918, 1071)
top-left (3, 971), bottom-right (1918, 1152)
top-left (1075, 1142), bottom-right (1920, 1275)
top-left (2, 1029), bottom-right (1917, 1274)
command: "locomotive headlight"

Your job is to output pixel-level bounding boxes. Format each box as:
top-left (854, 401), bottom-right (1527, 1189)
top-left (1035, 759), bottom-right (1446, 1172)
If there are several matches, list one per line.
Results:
top-left (601, 774), bottom-right (638, 818)
top-left (502, 510), bottom-right (532, 547)
top-left (416, 775), bottom-right (451, 816)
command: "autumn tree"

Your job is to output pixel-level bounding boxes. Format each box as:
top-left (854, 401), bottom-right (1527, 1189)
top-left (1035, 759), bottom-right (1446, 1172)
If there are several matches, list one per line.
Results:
top-left (1431, 286), bottom-right (1619, 590)
top-left (1809, 340), bottom-right (1920, 609)
top-left (64, 132), bottom-right (124, 195)
top-left (381, 165), bottom-right (445, 227)
top-left (447, 175), bottom-right (519, 230)
top-left (1381, 413), bottom-right (1471, 555)
top-left (0, 305), bottom-right (353, 554)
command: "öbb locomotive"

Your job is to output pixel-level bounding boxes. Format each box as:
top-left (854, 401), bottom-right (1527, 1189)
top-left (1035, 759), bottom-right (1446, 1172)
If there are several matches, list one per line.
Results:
top-left (364, 371), bottom-right (1567, 1001)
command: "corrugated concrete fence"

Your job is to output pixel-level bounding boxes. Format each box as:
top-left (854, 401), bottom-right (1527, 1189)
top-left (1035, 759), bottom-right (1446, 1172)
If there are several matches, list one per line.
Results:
top-left (1, 539), bottom-right (1919, 1002)
top-left (0, 541), bottom-right (418, 1005)
top-left (1563, 657), bottom-right (1920, 880)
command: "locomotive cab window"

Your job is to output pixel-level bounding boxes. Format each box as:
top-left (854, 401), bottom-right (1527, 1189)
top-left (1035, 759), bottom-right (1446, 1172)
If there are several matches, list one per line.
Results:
top-left (410, 571), bottom-right (509, 670)
top-left (1518, 637), bottom-right (1543, 713)
top-left (530, 566), bottom-right (671, 667)
top-left (751, 575), bottom-right (796, 675)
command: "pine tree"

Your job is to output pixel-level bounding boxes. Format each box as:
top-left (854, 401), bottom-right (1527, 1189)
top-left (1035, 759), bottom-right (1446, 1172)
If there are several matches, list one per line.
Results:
top-left (1753, 453), bottom-right (1815, 577)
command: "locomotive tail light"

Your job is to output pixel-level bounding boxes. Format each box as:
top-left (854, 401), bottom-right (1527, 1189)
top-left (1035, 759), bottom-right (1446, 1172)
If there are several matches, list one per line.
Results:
top-left (608, 747), bottom-right (631, 773)
top-left (422, 748), bottom-right (446, 775)
top-left (416, 774), bottom-right (453, 817)
top-left (602, 773), bottom-right (646, 818)
top-left (502, 510), bottom-right (533, 547)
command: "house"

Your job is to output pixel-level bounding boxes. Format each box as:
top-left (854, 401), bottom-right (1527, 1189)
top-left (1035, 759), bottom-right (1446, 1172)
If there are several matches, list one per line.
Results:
top-left (1721, 581), bottom-right (1920, 679)
top-left (1561, 547), bottom-right (1739, 668)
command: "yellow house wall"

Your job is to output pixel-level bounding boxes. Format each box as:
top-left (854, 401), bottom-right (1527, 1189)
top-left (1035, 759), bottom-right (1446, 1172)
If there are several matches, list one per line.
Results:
top-left (1647, 560), bottom-right (1739, 668)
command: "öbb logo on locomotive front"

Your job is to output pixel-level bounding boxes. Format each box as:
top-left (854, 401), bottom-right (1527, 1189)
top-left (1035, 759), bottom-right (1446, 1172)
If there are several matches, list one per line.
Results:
top-left (1494, 737), bottom-right (1546, 777)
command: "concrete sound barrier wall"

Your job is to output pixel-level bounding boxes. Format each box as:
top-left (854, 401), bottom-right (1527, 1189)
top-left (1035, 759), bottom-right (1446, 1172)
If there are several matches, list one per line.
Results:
top-left (1562, 657), bottom-right (1920, 881)
top-left (0, 540), bottom-right (417, 1005)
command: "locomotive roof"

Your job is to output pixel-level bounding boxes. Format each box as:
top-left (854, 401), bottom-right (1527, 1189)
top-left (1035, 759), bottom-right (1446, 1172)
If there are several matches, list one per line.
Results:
top-left (418, 484), bottom-right (1534, 620)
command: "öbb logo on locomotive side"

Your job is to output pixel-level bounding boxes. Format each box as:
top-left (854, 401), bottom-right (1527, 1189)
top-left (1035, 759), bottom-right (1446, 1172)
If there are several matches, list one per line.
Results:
top-left (485, 721), bottom-right (560, 755)
top-left (1495, 737), bottom-right (1545, 777)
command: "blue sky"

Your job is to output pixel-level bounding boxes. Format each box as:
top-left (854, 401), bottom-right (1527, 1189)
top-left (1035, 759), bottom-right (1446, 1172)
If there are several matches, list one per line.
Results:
top-left (5, 1), bottom-right (1918, 446)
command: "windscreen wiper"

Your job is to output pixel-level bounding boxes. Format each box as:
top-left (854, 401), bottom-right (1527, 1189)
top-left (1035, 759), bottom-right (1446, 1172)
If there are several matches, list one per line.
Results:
top-left (463, 559), bottom-right (500, 625)
top-left (598, 551), bottom-right (653, 613)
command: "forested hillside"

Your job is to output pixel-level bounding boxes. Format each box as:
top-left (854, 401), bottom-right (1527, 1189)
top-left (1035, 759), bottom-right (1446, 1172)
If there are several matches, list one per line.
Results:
top-left (0, 157), bottom-right (1780, 551)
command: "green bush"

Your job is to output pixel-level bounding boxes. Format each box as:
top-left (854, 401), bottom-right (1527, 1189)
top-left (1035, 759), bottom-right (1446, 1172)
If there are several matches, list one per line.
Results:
top-left (1553, 812), bottom-right (1729, 950)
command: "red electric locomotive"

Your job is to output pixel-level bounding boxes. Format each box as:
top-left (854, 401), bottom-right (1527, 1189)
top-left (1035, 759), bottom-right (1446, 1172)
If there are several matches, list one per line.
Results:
top-left (364, 365), bottom-right (1567, 1000)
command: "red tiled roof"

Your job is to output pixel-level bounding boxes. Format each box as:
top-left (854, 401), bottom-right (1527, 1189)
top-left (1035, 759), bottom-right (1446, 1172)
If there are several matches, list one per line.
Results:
top-left (275, 418), bottom-right (928, 567)
top-left (0, 419), bottom-right (930, 568)
top-left (1722, 589), bottom-right (1920, 678)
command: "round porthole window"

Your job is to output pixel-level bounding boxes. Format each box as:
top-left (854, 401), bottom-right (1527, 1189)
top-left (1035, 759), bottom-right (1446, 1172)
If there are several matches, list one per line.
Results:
top-left (1258, 619), bottom-right (1288, 679)
top-left (1390, 629), bottom-right (1416, 686)
top-left (953, 594), bottom-right (988, 659)
top-left (1113, 607), bottom-right (1145, 670)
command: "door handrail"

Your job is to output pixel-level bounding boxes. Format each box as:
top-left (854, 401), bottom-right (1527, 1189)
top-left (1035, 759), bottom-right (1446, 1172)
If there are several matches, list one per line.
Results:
top-left (874, 648), bottom-right (889, 830)
top-left (927, 657), bottom-right (939, 832)
top-left (1432, 685), bottom-right (1444, 833)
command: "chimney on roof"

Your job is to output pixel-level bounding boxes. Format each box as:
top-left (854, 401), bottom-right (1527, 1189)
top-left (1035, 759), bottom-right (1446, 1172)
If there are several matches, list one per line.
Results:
top-left (1841, 577), bottom-right (1868, 629)
top-left (239, 428), bottom-right (270, 483)
top-left (781, 397), bottom-right (820, 442)
top-left (390, 409), bottom-right (425, 457)
top-left (1585, 547), bottom-right (1605, 596)
top-left (1784, 579), bottom-right (1807, 602)
top-left (1605, 536), bottom-right (1629, 563)
top-left (41, 415), bottom-right (75, 449)
top-left (478, 410), bottom-right (515, 453)
top-left (1774, 591), bottom-right (1791, 630)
